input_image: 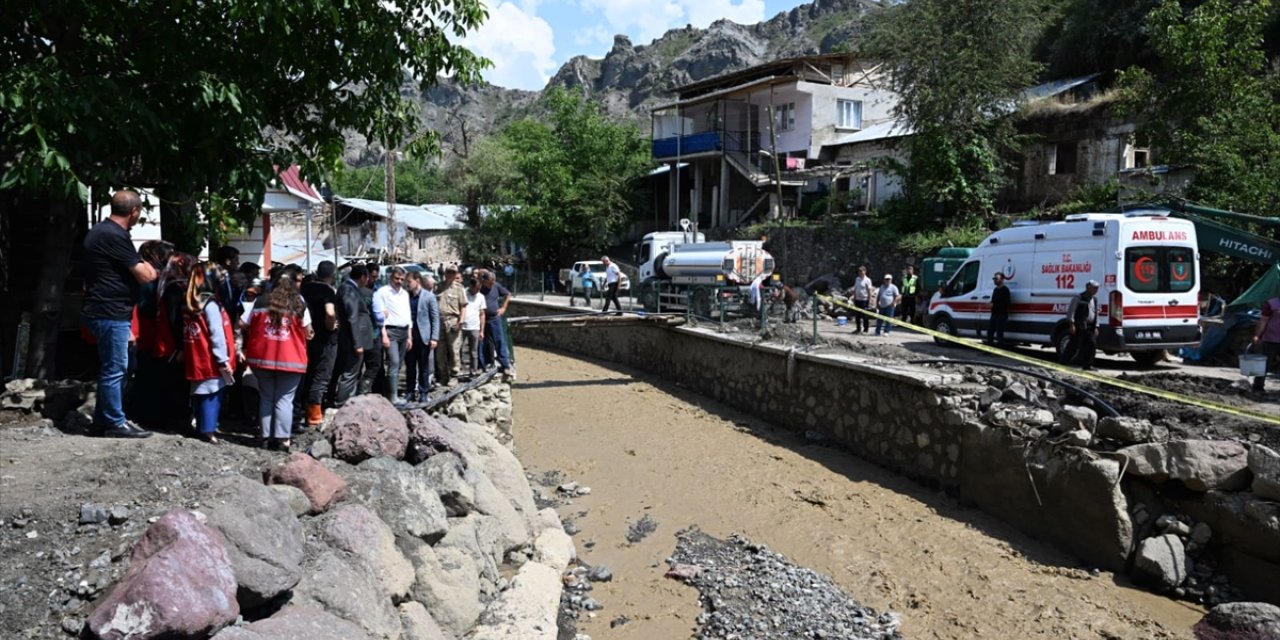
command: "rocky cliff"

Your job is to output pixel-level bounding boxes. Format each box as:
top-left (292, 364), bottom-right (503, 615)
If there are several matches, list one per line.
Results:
top-left (347, 0), bottom-right (881, 166)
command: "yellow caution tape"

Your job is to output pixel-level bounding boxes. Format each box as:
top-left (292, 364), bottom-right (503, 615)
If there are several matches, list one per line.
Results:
top-left (817, 294), bottom-right (1280, 426)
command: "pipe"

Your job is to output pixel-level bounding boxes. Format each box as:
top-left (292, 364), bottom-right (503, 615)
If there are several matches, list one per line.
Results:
top-left (906, 358), bottom-right (1121, 418)
top-left (406, 366), bottom-right (502, 414)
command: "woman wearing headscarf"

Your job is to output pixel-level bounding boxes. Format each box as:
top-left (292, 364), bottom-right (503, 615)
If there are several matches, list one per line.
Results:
top-left (126, 240), bottom-right (174, 427)
top-left (181, 263), bottom-right (236, 443)
top-left (242, 270), bottom-right (312, 451)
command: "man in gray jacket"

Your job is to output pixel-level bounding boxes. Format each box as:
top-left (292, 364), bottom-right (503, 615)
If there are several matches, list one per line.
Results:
top-left (412, 273), bottom-right (441, 402)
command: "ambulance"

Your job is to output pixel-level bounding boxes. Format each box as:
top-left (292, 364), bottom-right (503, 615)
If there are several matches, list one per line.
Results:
top-left (926, 210), bottom-right (1200, 366)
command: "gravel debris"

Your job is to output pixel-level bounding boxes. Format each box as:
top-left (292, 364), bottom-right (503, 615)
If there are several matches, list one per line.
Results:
top-left (625, 514), bottom-right (657, 544)
top-left (670, 527), bottom-right (902, 640)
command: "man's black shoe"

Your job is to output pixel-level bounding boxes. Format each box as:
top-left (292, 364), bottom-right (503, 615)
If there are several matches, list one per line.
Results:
top-left (101, 422), bottom-right (153, 438)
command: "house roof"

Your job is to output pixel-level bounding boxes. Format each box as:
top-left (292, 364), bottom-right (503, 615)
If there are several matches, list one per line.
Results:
top-left (673, 54), bottom-right (862, 99)
top-left (1021, 74), bottom-right (1100, 102)
top-left (274, 165), bottom-right (323, 204)
top-left (335, 197), bottom-right (464, 231)
top-left (822, 119), bottom-right (914, 148)
top-left (821, 74), bottom-right (1100, 150)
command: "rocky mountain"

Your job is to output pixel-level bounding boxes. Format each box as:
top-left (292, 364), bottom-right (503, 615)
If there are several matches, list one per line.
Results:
top-left (549, 0), bottom-right (881, 119)
top-left (346, 0), bottom-right (882, 166)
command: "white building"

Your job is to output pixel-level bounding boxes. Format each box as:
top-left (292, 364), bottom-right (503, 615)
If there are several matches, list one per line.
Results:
top-left (650, 54), bottom-right (899, 228)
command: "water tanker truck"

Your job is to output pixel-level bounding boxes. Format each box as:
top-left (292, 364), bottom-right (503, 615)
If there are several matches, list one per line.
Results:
top-left (634, 229), bottom-right (776, 318)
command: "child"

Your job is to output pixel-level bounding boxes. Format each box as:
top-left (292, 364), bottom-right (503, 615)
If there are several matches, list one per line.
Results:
top-left (182, 264), bottom-right (236, 444)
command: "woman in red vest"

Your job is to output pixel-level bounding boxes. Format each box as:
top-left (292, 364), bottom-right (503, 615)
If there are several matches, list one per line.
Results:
top-left (182, 263), bottom-right (236, 444)
top-left (243, 271), bottom-right (312, 451)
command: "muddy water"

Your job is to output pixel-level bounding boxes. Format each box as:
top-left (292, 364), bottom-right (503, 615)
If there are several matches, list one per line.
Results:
top-left (510, 348), bottom-right (1202, 639)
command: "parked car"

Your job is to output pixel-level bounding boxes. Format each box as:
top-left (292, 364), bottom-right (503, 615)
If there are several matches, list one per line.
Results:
top-left (374, 262), bottom-right (430, 287)
top-left (559, 261), bottom-right (630, 295)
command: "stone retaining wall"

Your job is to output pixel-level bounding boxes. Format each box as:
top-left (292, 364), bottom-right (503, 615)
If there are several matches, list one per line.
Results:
top-left (509, 300), bottom-right (1279, 604)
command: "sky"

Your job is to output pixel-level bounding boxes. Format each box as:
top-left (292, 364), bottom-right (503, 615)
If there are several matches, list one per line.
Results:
top-left (461, 0), bottom-right (809, 91)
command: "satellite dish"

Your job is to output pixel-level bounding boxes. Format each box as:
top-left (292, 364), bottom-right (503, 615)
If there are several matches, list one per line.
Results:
top-left (679, 218), bottom-right (691, 231)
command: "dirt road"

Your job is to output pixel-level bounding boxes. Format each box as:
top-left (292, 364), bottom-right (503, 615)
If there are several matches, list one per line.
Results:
top-left (511, 347), bottom-right (1204, 639)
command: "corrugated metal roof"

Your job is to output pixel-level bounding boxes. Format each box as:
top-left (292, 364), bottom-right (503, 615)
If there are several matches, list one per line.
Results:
top-left (335, 197), bottom-right (463, 231)
top-left (1021, 74), bottom-right (1100, 102)
top-left (822, 119), bottom-right (914, 148)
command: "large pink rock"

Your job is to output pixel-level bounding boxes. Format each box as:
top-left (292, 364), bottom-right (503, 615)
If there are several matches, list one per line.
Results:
top-left (329, 395), bottom-right (409, 462)
top-left (263, 453), bottom-right (347, 513)
top-left (87, 508), bottom-right (239, 640)
top-left (404, 410), bottom-right (466, 465)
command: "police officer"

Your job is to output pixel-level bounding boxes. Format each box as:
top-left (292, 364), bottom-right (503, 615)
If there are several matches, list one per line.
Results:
top-left (900, 265), bottom-right (920, 325)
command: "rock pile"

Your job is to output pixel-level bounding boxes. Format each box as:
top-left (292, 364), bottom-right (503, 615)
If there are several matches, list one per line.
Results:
top-left (953, 366), bottom-right (1280, 606)
top-left (668, 528), bottom-right (902, 640)
top-left (55, 383), bottom-right (567, 640)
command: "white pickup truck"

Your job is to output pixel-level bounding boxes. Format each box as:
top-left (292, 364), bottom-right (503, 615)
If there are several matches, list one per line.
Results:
top-left (560, 261), bottom-right (629, 295)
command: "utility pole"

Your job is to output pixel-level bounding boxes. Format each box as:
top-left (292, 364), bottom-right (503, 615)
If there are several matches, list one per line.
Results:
top-left (384, 140), bottom-right (397, 262)
top-left (766, 103), bottom-right (785, 221)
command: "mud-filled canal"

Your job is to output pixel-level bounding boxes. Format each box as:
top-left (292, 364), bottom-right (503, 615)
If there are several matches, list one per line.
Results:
top-left (510, 347), bottom-right (1203, 639)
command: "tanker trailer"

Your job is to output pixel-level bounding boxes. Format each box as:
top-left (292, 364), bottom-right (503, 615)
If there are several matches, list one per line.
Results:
top-left (635, 231), bottom-right (776, 318)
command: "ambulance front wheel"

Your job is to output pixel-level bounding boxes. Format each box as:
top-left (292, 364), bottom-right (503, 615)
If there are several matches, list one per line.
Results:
top-left (929, 314), bottom-right (956, 346)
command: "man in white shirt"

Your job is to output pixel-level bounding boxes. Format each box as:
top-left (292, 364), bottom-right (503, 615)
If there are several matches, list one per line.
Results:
top-left (847, 265), bottom-right (873, 334)
top-left (460, 276), bottom-right (486, 378)
top-left (600, 256), bottom-right (622, 315)
top-left (874, 274), bottom-right (901, 336)
top-left (372, 266), bottom-right (413, 403)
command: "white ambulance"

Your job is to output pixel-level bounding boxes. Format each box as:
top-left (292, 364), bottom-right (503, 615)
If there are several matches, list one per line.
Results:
top-left (926, 210), bottom-right (1200, 366)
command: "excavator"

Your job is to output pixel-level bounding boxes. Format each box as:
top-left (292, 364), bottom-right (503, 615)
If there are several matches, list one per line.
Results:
top-left (1124, 199), bottom-right (1280, 362)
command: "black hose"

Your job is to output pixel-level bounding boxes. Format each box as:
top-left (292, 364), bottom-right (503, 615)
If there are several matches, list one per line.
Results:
top-left (399, 367), bottom-right (502, 414)
top-left (907, 358), bottom-right (1121, 418)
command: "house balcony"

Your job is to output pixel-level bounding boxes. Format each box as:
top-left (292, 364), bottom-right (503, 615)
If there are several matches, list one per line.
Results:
top-left (651, 130), bottom-right (759, 160)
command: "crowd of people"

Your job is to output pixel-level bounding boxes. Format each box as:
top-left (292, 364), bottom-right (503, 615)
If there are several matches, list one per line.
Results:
top-left (80, 189), bottom-right (514, 447)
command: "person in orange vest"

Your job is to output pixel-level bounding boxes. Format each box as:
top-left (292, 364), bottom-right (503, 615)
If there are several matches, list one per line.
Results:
top-left (242, 271), bottom-right (313, 452)
top-left (181, 264), bottom-right (237, 444)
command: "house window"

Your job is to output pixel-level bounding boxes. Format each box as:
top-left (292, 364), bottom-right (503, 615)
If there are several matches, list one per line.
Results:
top-left (1126, 134), bottom-right (1151, 169)
top-left (417, 235), bottom-right (426, 250)
top-left (836, 99), bottom-right (862, 129)
top-left (773, 102), bottom-right (795, 132)
top-left (1048, 141), bottom-right (1077, 175)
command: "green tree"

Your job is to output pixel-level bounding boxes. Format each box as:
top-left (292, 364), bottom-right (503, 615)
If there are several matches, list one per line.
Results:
top-left (1, 1), bottom-right (488, 224)
top-left (0, 1), bottom-right (488, 378)
top-left (1118, 0), bottom-right (1280, 215)
top-left (864, 0), bottom-right (1054, 218)
top-left (485, 88), bottom-right (649, 265)
top-left (329, 161), bottom-right (453, 205)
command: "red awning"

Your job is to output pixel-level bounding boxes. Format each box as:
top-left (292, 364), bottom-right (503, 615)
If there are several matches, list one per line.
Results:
top-left (275, 165), bottom-right (323, 204)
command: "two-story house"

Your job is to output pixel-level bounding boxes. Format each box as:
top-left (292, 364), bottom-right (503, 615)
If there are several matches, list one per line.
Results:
top-left (650, 54), bottom-right (897, 230)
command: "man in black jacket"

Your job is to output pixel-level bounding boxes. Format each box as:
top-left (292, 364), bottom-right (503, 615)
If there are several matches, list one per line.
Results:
top-left (1065, 280), bottom-right (1101, 369)
top-left (333, 264), bottom-right (373, 407)
top-left (986, 273), bottom-right (1011, 345)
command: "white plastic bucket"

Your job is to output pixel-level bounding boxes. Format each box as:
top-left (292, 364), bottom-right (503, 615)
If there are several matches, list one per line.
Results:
top-left (1240, 354), bottom-right (1268, 377)
top-left (836, 316), bottom-right (848, 326)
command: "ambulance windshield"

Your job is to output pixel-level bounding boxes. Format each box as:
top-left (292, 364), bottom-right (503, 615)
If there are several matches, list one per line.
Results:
top-left (1125, 247), bottom-right (1195, 293)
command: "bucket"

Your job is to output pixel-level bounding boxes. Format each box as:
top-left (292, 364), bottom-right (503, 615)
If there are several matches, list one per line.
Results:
top-left (1240, 354), bottom-right (1268, 377)
top-left (836, 316), bottom-right (848, 326)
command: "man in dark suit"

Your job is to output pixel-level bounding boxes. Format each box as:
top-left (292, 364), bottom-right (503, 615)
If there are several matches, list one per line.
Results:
top-left (333, 264), bottom-right (373, 407)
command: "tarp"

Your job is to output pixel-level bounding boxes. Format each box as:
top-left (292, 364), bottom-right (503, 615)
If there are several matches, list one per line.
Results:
top-left (1229, 263), bottom-right (1280, 309)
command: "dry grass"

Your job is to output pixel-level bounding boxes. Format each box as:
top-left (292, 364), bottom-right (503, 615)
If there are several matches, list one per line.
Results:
top-left (1018, 87), bottom-right (1121, 119)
